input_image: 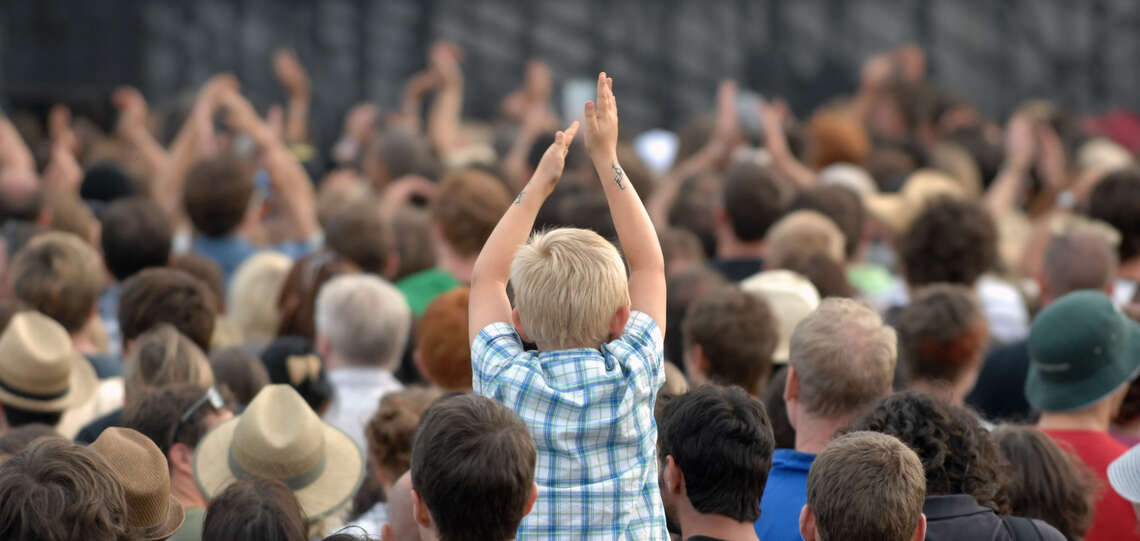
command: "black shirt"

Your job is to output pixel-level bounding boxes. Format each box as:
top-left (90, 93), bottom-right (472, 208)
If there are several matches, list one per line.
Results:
top-left (924, 494), bottom-right (1066, 541)
top-left (966, 339), bottom-right (1034, 422)
top-left (711, 258), bottom-right (765, 282)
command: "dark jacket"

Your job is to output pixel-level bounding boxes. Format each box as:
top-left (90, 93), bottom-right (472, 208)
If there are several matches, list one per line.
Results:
top-left (924, 494), bottom-right (1066, 541)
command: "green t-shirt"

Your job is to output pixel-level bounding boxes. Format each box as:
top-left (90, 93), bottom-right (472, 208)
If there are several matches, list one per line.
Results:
top-left (396, 268), bottom-right (462, 316)
top-left (169, 507), bottom-right (205, 541)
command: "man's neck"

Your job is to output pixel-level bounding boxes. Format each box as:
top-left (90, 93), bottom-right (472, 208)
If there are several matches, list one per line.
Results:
top-left (1119, 257), bottom-right (1140, 282)
top-left (680, 508), bottom-right (759, 541)
top-left (716, 232), bottom-right (765, 261)
top-left (793, 414), bottom-right (851, 455)
top-left (909, 378), bottom-right (969, 407)
top-left (171, 471), bottom-right (208, 509)
top-left (435, 246), bottom-right (476, 284)
top-left (71, 333), bottom-right (99, 357)
top-left (1038, 405), bottom-right (1114, 433)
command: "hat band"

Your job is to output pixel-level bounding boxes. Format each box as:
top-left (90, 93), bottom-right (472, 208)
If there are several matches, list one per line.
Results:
top-left (0, 378), bottom-right (68, 402)
top-left (228, 448), bottom-right (327, 491)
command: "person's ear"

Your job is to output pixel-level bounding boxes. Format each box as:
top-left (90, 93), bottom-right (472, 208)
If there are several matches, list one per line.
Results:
top-left (799, 505), bottom-right (817, 541)
top-left (384, 254), bottom-right (401, 280)
top-left (380, 523), bottom-right (393, 541)
top-left (784, 365), bottom-right (799, 403)
top-left (522, 482), bottom-right (539, 517)
top-left (663, 455), bottom-right (685, 496)
top-left (511, 308), bottom-right (532, 343)
top-left (685, 344), bottom-right (707, 383)
top-left (168, 443), bottom-right (195, 477)
top-left (315, 334), bottom-right (332, 360)
top-left (911, 513), bottom-right (927, 541)
top-left (411, 489), bottom-right (433, 528)
top-left (609, 304), bottom-right (631, 341)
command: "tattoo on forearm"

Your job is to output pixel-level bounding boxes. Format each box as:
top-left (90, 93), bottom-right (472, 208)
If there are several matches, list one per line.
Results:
top-left (611, 163), bottom-right (626, 190)
top-left (514, 190), bottom-right (525, 205)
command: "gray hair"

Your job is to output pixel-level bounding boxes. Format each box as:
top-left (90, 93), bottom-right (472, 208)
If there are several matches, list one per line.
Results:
top-left (315, 274), bottom-right (411, 369)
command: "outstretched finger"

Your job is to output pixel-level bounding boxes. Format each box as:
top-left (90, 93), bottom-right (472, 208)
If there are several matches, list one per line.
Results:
top-left (561, 121), bottom-right (580, 152)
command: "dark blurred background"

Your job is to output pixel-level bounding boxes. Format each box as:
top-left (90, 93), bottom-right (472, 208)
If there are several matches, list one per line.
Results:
top-left (2, 0), bottom-right (1138, 151)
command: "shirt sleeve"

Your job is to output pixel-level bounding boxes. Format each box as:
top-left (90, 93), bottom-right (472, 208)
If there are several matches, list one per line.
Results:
top-left (470, 322), bottom-right (525, 394)
top-left (616, 311), bottom-right (665, 388)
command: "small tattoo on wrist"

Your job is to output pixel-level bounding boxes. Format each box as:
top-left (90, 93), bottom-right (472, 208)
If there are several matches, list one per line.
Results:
top-left (611, 162), bottom-right (626, 190)
top-left (514, 190), bottom-right (525, 205)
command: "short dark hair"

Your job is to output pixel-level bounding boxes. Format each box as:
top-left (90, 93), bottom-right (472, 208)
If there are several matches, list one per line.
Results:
top-left (411, 394), bottom-right (536, 541)
top-left (183, 155), bottom-right (255, 238)
top-left (259, 336), bottom-right (332, 413)
top-left (668, 173), bottom-right (721, 258)
top-left (122, 384), bottom-right (224, 459)
top-left (682, 286), bottom-right (778, 395)
top-left (433, 169), bottom-right (512, 256)
top-left (0, 438), bottom-right (129, 541)
top-left (276, 251), bottom-right (359, 340)
top-left (762, 366), bottom-right (796, 450)
top-left (665, 268), bottom-right (727, 369)
top-left (99, 197), bottom-right (172, 282)
top-left (202, 477), bottom-right (307, 541)
top-left (1088, 168), bottom-right (1140, 261)
top-left (902, 197), bottom-right (997, 287)
top-left (323, 198), bottom-right (395, 276)
top-left (658, 385), bottom-right (774, 522)
top-left (992, 425), bottom-right (1095, 541)
top-left (9, 232), bottom-right (104, 332)
top-left (848, 391), bottom-right (1011, 514)
top-left (896, 284), bottom-right (988, 385)
top-left (788, 185), bottom-right (865, 259)
top-left (119, 268), bottom-right (217, 351)
top-left (807, 431), bottom-right (926, 541)
top-left (209, 348), bottom-right (269, 407)
top-left (170, 253), bottom-right (226, 311)
top-left (722, 163), bottom-right (783, 242)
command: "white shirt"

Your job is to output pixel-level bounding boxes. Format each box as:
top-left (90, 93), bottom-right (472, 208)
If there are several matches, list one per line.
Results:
top-left (323, 366), bottom-right (403, 452)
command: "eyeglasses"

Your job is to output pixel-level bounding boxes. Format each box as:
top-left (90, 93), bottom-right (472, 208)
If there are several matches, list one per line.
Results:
top-left (179, 387), bottom-right (225, 425)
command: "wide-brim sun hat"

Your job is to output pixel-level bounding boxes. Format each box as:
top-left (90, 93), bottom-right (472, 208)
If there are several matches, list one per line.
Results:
top-left (0, 311), bottom-right (97, 412)
top-left (193, 384), bottom-right (364, 519)
top-left (1108, 443), bottom-right (1140, 504)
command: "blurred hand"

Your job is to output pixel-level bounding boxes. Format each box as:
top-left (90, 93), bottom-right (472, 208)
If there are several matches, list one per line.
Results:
top-left (712, 79), bottom-right (742, 149)
top-left (112, 87), bottom-right (150, 140)
top-left (524, 60), bottom-right (553, 104)
top-left (273, 49), bottom-right (311, 98)
top-left (1004, 113), bottom-right (1036, 172)
top-left (861, 53), bottom-right (893, 91)
top-left (48, 104), bottom-right (79, 155)
top-left (42, 139), bottom-right (82, 193)
top-left (429, 41), bottom-right (464, 86)
top-left (893, 44), bottom-right (926, 83)
top-left (344, 103), bottom-right (379, 144)
top-left (1035, 123), bottom-right (1069, 189)
top-left (218, 87), bottom-right (271, 145)
top-left (530, 121), bottom-right (579, 196)
top-left (584, 72), bottom-right (618, 164)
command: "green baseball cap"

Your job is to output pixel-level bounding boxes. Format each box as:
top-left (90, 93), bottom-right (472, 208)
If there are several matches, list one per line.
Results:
top-left (1026, 290), bottom-right (1140, 412)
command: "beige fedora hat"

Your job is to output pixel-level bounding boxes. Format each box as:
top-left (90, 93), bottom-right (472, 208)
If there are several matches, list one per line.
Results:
top-left (193, 384), bottom-right (364, 519)
top-left (740, 270), bottom-right (821, 364)
top-left (92, 427), bottom-right (185, 540)
top-left (0, 311), bottom-right (96, 412)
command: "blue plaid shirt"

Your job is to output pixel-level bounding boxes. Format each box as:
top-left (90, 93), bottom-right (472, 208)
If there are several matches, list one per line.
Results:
top-left (473, 311), bottom-right (668, 540)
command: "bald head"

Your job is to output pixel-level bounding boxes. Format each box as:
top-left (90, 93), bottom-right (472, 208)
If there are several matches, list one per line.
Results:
top-left (0, 167), bottom-right (42, 225)
top-left (1042, 230), bottom-right (1117, 303)
top-left (382, 471), bottom-right (421, 541)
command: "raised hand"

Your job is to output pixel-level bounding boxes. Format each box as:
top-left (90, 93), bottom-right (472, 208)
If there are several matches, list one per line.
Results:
top-left (528, 121), bottom-right (580, 197)
top-left (429, 41), bottom-right (464, 86)
top-left (273, 49), bottom-right (311, 99)
top-left (584, 72), bottom-right (618, 166)
top-left (1004, 113), bottom-right (1036, 173)
top-left (112, 87), bottom-right (150, 140)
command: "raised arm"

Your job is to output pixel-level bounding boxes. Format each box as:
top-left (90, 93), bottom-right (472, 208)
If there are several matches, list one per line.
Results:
top-left (0, 114), bottom-right (36, 173)
top-left (273, 49), bottom-right (312, 146)
top-left (426, 42), bottom-right (464, 157)
top-left (468, 121), bottom-right (580, 344)
top-left (113, 87), bottom-right (170, 180)
top-left (584, 73), bottom-right (666, 330)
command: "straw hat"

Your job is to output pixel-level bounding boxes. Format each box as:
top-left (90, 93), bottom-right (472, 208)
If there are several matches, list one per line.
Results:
top-left (193, 384), bottom-right (364, 519)
top-left (91, 427), bottom-right (185, 540)
top-left (819, 163), bottom-right (877, 196)
top-left (0, 311), bottom-right (96, 412)
top-left (863, 169), bottom-right (964, 233)
top-left (740, 270), bottom-right (821, 363)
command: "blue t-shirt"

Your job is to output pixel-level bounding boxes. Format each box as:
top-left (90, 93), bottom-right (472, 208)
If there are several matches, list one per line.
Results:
top-left (754, 449), bottom-right (816, 541)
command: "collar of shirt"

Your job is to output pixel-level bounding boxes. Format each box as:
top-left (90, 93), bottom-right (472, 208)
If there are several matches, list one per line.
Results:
top-left (328, 366), bottom-right (399, 389)
top-left (922, 494), bottom-right (994, 521)
top-left (771, 448), bottom-right (816, 472)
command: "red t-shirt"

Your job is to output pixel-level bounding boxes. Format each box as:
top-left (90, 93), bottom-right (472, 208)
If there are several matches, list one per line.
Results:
top-left (1043, 429), bottom-right (1140, 541)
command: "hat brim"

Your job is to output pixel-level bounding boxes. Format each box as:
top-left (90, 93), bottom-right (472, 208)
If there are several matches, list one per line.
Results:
top-left (863, 194), bottom-right (908, 233)
top-left (193, 416), bottom-right (365, 520)
top-left (1025, 313), bottom-right (1140, 412)
top-left (133, 496), bottom-right (186, 541)
top-left (0, 355), bottom-right (97, 412)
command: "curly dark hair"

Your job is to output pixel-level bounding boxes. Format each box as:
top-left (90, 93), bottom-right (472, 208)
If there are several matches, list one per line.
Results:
top-left (847, 391), bottom-right (1011, 514)
top-left (1089, 168), bottom-right (1140, 262)
top-left (901, 197), bottom-right (997, 286)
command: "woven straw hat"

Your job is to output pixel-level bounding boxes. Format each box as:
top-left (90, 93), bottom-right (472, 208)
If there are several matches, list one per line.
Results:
top-left (92, 427), bottom-right (185, 540)
top-left (741, 270), bottom-right (821, 363)
top-left (193, 384), bottom-right (364, 519)
top-left (0, 311), bottom-right (96, 412)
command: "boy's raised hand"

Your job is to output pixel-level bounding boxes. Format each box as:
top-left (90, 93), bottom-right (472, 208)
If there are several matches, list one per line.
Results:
top-left (584, 72), bottom-right (618, 165)
top-left (528, 121), bottom-right (580, 197)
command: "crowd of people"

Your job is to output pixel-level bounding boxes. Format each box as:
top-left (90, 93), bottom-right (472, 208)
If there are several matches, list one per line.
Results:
top-left (1, 38), bottom-right (1140, 541)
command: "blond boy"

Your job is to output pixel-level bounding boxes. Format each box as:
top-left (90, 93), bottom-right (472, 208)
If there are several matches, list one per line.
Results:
top-left (468, 73), bottom-right (668, 539)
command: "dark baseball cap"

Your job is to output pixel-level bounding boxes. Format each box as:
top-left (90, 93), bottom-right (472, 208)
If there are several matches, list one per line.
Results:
top-left (1026, 291), bottom-right (1140, 412)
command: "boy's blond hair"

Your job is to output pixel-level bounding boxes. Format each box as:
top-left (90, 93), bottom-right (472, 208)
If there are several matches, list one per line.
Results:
top-left (510, 228), bottom-right (630, 349)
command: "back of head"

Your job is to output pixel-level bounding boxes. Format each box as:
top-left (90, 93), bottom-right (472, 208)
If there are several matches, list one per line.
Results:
top-left (315, 274), bottom-right (410, 368)
top-left (412, 394), bottom-right (536, 541)
top-left (170, 253), bottom-right (225, 311)
top-left (228, 251), bottom-right (293, 346)
top-left (99, 196), bottom-right (172, 282)
top-left (668, 172), bottom-right (720, 258)
top-left (209, 348), bottom-right (269, 407)
top-left (0, 437), bottom-right (129, 541)
top-left (365, 386), bottom-right (443, 481)
top-left (807, 111), bottom-right (871, 169)
top-left (788, 185), bottom-right (865, 259)
top-left (119, 267), bottom-right (217, 351)
top-left (1089, 168), bottom-right (1140, 262)
top-left (9, 231), bottom-right (104, 333)
top-left (324, 197), bottom-right (395, 276)
top-left (789, 298), bottom-right (896, 419)
top-left (123, 383), bottom-right (225, 459)
top-left (764, 210), bottom-right (846, 267)
top-left (433, 169), bottom-right (512, 257)
top-left (510, 228), bottom-right (629, 348)
top-left (849, 391), bottom-right (1010, 513)
top-left (773, 250), bottom-right (853, 299)
top-left (1042, 229), bottom-right (1118, 300)
top-left (44, 191), bottom-right (99, 245)
top-left (415, 287), bottom-right (472, 390)
top-left (124, 324), bottom-right (214, 404)
top-left (665, 267), bottom-right (727, 365)
top-left (260, 335), bottom-right (332, 412)
top-left (202, 477), bottom-right (307, 541)
top-left (276, 251), bottom-right (360, 340)
top-left (992, 424), bottom-right (1095, 541)
top-left (658, 385), bottom-right (774, 522)
top-left (902, 197), bottom-right (996, 287)
top-left (393, 208), bottom-right (436, 279)
top-left (183, 154), bottom-right (255, 238)
top-left (806, 431), bottom-right (925, 541)
top-left (0, 424), bottom-right (60, 464)
top-left (722, 163), bottom-right (783, 243)
top-left (896, 284), bottom-right (988, 385)
top-left (682, 286), bottom-right (778, 394)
